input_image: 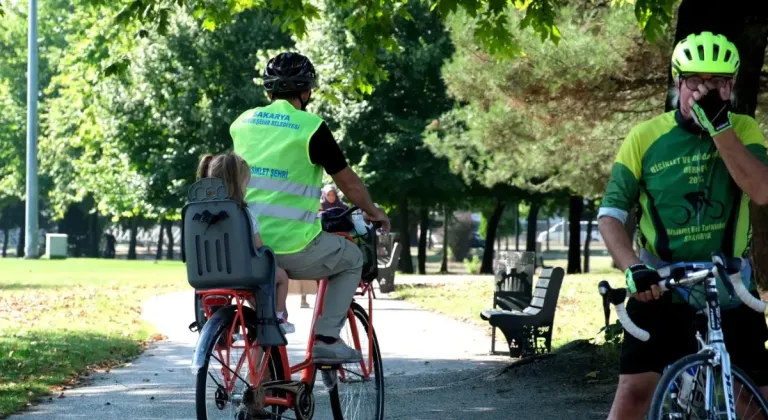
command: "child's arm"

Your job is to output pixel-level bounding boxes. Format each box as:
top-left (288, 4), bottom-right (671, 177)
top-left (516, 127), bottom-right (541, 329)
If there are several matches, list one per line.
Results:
top-left (253, 232), bottom-right (265, 249)
top-left (247, 209), bottom-right (265, 249)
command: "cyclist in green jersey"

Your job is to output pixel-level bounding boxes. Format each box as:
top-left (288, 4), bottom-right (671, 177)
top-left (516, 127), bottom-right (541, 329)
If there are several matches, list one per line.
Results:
top-left (598, 32), bottom-right (768, 419)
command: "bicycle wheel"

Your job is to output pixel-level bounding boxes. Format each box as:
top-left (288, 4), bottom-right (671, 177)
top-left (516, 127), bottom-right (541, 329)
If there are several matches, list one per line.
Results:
top-left (649, 352), bottom-right (768, 420)
top-left (328, 301), bottom-right (384, 420)
top-left (195, 306), bottom-right (287, 420)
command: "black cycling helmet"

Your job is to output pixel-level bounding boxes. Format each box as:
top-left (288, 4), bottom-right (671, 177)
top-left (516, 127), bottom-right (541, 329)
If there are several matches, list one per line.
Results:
top-left (262, 52), bottom-right (317, 95)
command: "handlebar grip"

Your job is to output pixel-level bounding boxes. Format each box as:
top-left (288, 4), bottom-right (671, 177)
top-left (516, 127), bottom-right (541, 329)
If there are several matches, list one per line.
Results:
top-left (729, 272), bottom-right (767, 313)
top-left (615, 302), bottom-right (650, 342)
top-left (598, 280), bottom-right (610, 296)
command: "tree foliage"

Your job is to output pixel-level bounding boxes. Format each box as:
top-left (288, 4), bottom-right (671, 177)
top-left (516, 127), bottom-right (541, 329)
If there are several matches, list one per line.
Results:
top-left (70, 0), bottom-right (679, 94)
top-left (302, 0), bottom-right (465, 209)
top-left (428, 4), bottom-right (673, 199)
top-left (40, 4), bottom-right (293, 221)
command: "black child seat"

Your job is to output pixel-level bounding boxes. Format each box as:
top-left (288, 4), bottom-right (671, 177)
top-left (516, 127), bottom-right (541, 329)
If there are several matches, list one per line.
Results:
top-left (181, 177), bottom-right (286, 346)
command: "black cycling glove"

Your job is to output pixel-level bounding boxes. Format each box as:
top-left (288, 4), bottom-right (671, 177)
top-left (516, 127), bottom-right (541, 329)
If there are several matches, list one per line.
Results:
top-left (625, 263), bottom-right (661, 295)
top-left (691, 90), bottom-right (732, 136)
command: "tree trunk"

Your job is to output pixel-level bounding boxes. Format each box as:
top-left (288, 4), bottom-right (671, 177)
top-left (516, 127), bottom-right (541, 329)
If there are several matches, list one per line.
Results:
top-left (567, 195), bottom-right (584, 274)
top-left (584, 201), bottom-right (595, 273)
top-left (526, 200), bottom-right (540, 252)
top-left (156, 221), bottom-right (165, 260)
top-left (546, 218), bottom-right (551, 251)
top-left (514, 202), bottom-right (520, 251)
top-left (751, 203), bottom-right (768, 289)
top-left (165, 220), bottom-right (174, 260)
top-left (397, 197), bottom-right (414, 273)
top-left (128, 218), bottom-right (138, 260)
top-left (417, 207), bottom-right (429, 275)
top-left (667, 1), bottom-right (768, 286)
top-left (480, 200), bottom-right (505, 274)
top-left (89, 212), bottom-right (100, 258)
top-left (440, 207), bottom-right (449, 274)
top-left (16, 223), bottom-right (25, 258)
top-left (505, 235), bottom-right (509, 250)
top-left (2, 227), bottom-right (9, 257)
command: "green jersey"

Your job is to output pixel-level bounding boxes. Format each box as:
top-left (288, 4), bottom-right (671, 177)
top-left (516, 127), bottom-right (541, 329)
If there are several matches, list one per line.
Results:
top-left (599, 110), bottom-right (768, 263)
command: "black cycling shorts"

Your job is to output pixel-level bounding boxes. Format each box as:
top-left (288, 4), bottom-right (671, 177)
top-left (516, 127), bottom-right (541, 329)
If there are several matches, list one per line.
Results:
top-left (619, 291), bottom-right (768, 386)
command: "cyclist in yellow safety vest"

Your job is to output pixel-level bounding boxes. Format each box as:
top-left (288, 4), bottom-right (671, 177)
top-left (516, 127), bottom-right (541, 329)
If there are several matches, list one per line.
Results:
top-left (230, 52), bottom-right (391, 364)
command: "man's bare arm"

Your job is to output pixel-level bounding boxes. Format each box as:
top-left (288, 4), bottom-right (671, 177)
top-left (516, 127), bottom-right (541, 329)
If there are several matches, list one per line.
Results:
top-left (331, 167), bottom-right (378, 216)
top-left (599, 216), bottom-right (641, 271)
top-left (713, 130), bottom-right (768, 206)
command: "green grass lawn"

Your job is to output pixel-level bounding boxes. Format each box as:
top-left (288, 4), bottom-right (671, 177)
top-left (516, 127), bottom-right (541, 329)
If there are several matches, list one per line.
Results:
top-left (0, 258), bottom-right (188, 417)
top-left (391, 268), bottom-right (625, 349)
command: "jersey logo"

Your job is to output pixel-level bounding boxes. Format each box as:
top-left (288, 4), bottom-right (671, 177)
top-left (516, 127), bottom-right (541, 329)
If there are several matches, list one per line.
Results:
top-left (672, 191), bottom-right (725, 226)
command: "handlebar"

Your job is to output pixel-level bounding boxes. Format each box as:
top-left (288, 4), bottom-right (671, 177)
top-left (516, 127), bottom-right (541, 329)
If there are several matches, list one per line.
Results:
top-left (598, 254), bottom-right (766, 342)
top-left (322, 205), bottom-right (383, 230)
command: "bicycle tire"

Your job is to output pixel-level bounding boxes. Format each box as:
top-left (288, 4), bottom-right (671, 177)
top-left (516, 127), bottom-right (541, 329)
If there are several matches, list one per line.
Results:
top-left (329, 301), bottom-right (384, 420)
top-left (648, 352), bottom-right (768, 420)
top-left (195, 307), bottom-right (287, 420)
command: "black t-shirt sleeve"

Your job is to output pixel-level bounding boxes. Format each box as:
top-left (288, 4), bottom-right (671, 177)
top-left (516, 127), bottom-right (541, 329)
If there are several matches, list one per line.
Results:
top-left (308, 122), bottom-right (348, 175)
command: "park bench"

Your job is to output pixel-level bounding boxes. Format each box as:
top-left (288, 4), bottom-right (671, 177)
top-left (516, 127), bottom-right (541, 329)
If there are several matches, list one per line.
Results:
top-left (539, 255), bottom-right (552, 269)
top-left (376, 239), bottom-right (401, 294)
top-left (481, 265), bottom-right (565, 358)
top-left (486, 251), bottom-right (535, 353)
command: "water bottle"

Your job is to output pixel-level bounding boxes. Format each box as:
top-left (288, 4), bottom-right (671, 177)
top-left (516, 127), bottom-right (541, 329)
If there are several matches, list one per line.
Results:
top-left (676, 366), bottom-right (705, 410)
top-left (351, 211), bottom-right (371, 236)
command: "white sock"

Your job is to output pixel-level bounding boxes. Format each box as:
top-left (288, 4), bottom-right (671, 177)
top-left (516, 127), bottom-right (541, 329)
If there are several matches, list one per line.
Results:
top-left (277, 311), bottom-right (284, 320)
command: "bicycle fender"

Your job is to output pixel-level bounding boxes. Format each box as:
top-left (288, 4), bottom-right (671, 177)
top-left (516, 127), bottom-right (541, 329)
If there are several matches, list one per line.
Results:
top-left (190, 305), bottom-right (238, 374)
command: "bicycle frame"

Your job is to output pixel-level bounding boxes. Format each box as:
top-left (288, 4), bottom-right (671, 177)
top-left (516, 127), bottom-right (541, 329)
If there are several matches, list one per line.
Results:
top-left (675, 269), bottom-right (736, 418)
top-left (196, 231), bottom-right (379, 412)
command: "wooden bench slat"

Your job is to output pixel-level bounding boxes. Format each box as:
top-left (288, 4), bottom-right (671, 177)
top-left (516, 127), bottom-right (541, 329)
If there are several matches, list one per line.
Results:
top-left (530, 296), bottom-right (545, 308)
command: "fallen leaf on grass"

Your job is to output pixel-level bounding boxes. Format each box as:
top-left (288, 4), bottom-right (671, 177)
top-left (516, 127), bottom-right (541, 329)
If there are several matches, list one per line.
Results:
top-left (585, 370), bottom-right (599, 378)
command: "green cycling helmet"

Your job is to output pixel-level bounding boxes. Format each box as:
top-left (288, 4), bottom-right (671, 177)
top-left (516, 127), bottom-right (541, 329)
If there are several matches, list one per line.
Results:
top-left (671, 31), bottom-right (740, 78)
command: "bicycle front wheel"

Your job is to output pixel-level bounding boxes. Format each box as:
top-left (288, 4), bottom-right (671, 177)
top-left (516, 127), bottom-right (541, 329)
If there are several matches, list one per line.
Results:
top-left (329, 300), bottom-right (384, 420)
top-left (649, 352), bottom-right (768, 420)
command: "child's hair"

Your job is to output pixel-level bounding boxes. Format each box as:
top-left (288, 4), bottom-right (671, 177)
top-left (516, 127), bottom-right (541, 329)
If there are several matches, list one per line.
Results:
top-left (197, 152), bottom-right (250, 205)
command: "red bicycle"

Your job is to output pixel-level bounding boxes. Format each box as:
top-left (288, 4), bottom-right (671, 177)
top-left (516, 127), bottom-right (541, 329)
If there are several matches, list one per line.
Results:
top-left (192, 210), bottom-right (384, 420)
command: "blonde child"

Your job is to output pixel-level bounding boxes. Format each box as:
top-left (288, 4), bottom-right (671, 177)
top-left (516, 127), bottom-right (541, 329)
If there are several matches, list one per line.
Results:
top-left (198, 152), bottom-right (294, 334)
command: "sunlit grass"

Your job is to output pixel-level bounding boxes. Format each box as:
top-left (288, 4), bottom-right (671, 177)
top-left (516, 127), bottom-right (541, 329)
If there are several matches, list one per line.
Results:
top-left (0, 258), bottom-right (188, 417)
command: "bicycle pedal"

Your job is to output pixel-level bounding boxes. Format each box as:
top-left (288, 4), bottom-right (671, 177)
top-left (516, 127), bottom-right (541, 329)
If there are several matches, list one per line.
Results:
top-left (188, 321), bottom-right (199, 333)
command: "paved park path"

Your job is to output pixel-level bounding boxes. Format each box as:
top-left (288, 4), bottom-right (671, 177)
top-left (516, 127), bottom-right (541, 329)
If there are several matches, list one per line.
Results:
top-left (9, 288), bottom-right (613, 419)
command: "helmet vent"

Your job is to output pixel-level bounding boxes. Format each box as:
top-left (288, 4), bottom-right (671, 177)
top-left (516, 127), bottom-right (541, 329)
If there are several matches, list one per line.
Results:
top-left (684, 49), bottom-right (693, 61)
top-left (713, 44), bottom-right (720, 61)
top-left (697, 45), bottom-right (705, 61)
top-left (724, 50), bottom-right (732, 63)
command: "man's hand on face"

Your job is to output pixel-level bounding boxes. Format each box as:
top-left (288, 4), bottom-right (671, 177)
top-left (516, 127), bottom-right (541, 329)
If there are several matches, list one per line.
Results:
top-left (689, 78), bottom-right (734, 137)
top-left (626, 264), bottom-right (662, 302)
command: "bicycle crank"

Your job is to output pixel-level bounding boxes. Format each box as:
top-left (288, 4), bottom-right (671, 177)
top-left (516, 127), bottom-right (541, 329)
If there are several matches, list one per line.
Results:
top-left (255, 380), bottom-right (315, 420)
